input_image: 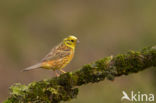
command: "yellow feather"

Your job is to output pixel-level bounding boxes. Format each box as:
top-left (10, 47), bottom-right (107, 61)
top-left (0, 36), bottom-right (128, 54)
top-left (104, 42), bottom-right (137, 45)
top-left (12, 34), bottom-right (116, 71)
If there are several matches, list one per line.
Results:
top-left (24, 35), bottom-right (79, 76)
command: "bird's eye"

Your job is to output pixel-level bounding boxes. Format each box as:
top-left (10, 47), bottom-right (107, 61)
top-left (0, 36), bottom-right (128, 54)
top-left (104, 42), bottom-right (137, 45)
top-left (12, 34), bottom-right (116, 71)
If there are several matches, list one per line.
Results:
top-left (71, 40), bottom-right (74, 42)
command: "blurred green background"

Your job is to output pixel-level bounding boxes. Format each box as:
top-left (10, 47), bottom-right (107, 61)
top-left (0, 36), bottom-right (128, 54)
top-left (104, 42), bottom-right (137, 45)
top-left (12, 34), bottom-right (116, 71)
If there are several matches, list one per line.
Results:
top-left (1, 0), bottom-right (156, 103)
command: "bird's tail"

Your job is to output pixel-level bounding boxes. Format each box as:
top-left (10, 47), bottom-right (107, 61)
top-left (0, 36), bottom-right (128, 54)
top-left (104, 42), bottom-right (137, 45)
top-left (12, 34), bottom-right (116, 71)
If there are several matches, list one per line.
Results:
top-left (23, 63), bottom-right (41, 71)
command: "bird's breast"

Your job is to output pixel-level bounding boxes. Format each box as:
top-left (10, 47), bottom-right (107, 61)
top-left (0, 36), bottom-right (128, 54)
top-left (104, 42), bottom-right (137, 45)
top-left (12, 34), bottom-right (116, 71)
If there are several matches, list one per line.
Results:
top-left (42, 49), bottom-right (74, 70)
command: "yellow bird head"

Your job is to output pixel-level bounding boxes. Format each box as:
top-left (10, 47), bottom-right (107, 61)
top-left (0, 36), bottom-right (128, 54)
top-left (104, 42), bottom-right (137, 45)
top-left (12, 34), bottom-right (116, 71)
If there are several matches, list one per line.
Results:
top-left (63, 35), bottom-right (79, 49)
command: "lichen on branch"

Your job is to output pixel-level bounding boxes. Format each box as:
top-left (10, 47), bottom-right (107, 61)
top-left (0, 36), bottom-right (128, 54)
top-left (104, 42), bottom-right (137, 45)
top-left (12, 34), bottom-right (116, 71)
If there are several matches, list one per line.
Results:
top-left (4, 46), bottom-right (156, 103)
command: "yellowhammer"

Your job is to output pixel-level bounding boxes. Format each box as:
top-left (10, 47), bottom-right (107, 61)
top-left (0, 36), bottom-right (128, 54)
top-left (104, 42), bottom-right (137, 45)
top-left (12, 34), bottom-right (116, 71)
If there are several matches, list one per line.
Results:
top-left (23, 35), bottom-right (79, 76)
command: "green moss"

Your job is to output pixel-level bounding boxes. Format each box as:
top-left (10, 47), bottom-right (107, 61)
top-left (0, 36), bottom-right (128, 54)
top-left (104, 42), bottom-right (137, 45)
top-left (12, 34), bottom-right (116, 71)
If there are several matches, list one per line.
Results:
top-left (114, 50), bottom-right (147, 75)
top-left (3, 99), bottom-right (13, 103)
top-left (95, 56), bottom-right (113, 70)
top-left (5, 46), bottom-right (156, 103)
top-left (10, 83), bottom-right (28, 96)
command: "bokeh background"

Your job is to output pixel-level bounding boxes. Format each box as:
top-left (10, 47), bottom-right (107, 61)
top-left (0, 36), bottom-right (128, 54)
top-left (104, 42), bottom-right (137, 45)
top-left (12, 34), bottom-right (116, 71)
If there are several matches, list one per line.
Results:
top-left (1, 0), bottom-right (156, 103)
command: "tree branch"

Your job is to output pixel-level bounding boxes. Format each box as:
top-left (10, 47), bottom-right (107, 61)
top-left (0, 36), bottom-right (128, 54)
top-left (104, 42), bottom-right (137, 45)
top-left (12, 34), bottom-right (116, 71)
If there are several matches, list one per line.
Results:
top-left (4, 46), bottom-right (156, 103)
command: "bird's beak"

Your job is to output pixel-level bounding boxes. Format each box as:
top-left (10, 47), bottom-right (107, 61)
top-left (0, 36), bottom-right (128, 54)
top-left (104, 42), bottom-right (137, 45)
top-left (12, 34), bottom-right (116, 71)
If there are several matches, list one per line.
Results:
top-left (77, 39), bottom-right (80, 43)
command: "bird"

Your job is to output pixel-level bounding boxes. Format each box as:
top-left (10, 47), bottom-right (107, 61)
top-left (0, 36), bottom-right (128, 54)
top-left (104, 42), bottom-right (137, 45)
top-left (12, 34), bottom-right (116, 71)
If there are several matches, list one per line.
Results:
top-left (23, 35), bottom-right (79, 76)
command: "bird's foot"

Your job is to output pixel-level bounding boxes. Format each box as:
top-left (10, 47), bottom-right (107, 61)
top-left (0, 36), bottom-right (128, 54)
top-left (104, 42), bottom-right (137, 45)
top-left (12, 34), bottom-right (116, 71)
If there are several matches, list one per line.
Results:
top-left (60, 69), bottom-right (66, 73)
top-left (55, 71), bottom-right (60, 77)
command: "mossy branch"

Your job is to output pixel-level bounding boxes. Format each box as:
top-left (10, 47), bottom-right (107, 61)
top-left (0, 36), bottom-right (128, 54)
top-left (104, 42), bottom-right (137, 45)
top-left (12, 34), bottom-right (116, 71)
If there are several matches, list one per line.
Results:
top-left (4, 46), bottom-right (156, 103)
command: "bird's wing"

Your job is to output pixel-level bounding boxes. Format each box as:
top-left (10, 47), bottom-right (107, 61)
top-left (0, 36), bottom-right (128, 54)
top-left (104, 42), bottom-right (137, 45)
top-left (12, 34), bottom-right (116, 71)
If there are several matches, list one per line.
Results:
top-left (41, 47), bottom-right (71, 62)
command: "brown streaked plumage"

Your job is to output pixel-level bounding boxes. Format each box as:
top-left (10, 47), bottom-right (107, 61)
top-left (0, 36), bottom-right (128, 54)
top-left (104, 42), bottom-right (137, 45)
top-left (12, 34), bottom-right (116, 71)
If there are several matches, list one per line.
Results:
top-left (23, 35), bottom-right (79, 76)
